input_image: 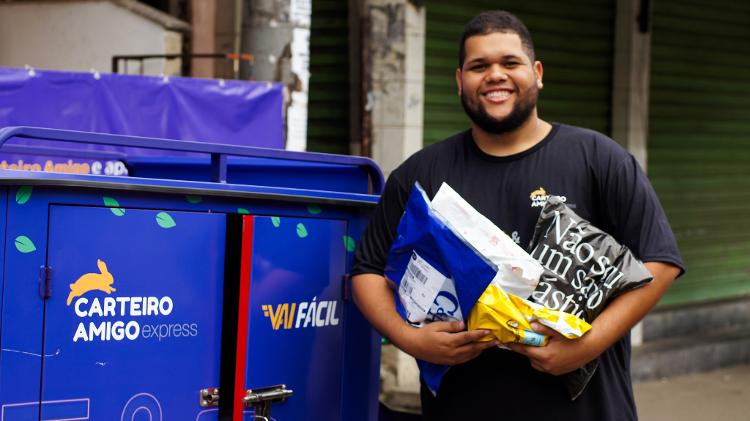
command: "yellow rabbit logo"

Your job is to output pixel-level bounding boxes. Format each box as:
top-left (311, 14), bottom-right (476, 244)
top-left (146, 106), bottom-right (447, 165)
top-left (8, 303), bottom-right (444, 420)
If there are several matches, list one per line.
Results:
top-left (66, 259), bottom-right (116, 306)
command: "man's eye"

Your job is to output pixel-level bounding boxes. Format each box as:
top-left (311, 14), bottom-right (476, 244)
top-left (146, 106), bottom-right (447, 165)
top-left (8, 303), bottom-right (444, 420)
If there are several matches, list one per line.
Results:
top-left (505, 62), bottom-right (520, 67)
top-left (471, 64), bottom-right (486, 71)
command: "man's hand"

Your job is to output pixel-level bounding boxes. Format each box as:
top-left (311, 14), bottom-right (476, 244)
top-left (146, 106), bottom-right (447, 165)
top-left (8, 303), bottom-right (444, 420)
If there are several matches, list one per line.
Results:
top-left (400, 321), bottom-right (499, 366)
top-left (507, 322), bottom-right (597, 375)
top-left (507, 261), bottom-right (681, 376)
top-left (351, 273), bottom-right (497, 366)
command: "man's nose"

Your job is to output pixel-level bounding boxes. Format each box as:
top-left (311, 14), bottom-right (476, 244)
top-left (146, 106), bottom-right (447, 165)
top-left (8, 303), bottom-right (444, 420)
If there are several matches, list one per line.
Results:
top-left (486, 64), bottom-right (508, 82)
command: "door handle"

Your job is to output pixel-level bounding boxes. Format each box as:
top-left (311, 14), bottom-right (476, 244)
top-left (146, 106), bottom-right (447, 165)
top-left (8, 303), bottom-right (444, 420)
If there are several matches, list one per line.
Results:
top-left (243, 384), bottom-right (293, 420)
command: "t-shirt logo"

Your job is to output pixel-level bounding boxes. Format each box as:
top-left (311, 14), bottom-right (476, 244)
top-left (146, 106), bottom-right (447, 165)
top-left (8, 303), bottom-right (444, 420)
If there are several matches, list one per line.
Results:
top-left (530, 186), bottom-right (567, 208)
top-left (530, 186), bottom-right (549, 207)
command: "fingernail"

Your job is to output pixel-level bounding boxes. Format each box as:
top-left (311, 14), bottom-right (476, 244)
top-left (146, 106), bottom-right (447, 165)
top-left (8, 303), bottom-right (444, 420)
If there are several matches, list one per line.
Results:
top-left (482, 330), bottom-right (491, 336)
top-left (531, 322), bottom-right (541, 330)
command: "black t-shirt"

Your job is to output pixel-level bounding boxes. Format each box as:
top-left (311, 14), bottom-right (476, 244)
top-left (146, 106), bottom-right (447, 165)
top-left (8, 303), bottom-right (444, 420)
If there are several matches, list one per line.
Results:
top-left (352, 123), bottom-right (684, 421)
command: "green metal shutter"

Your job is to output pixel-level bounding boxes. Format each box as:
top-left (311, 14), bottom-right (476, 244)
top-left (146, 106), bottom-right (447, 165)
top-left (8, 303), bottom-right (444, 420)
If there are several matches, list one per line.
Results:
top-left (307, 0), bottom-right (350, 154)
top-left (649, 0), bottom-right (750, 306)
top-left (424, 0), bottom-right (615, 145)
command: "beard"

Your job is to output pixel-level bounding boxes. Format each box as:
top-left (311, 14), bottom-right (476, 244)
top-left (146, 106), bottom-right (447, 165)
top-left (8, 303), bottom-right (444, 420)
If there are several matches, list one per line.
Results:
top-left (460, 84), bottom-right (539, 135)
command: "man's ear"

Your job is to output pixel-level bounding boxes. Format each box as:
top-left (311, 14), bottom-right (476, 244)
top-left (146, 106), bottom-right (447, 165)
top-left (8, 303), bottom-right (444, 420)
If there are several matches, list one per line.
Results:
top-left (534, 61), bottom-right (544, 89)
top-left (455, 68), bottom-right (463, 96)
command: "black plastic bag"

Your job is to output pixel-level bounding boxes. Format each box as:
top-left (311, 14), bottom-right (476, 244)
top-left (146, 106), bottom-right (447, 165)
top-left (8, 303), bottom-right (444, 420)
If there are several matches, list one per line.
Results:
top-left (528, 196), bottom-right (653, 399)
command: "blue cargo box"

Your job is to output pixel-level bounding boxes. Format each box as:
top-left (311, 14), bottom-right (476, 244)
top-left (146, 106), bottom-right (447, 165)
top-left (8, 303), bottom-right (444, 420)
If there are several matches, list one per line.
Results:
top-left (0, 127), bottom-right (383, 421)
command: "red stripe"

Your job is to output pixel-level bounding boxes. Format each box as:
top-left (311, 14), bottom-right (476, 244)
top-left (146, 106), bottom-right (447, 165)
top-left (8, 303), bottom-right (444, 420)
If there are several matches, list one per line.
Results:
top-left (234, 215), bottom-right (254, 420)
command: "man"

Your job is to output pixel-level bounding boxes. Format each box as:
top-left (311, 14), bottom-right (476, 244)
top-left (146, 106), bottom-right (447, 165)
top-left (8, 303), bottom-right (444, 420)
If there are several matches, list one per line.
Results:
top-left (351, 10), bottom-right (683, 420)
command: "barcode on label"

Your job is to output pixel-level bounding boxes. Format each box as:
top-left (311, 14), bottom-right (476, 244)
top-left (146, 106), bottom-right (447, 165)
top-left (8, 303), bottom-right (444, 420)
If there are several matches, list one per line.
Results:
top-left (399, 251), bottom-right (449, 324)
top-left (408, 265), bottom-right (429, 285)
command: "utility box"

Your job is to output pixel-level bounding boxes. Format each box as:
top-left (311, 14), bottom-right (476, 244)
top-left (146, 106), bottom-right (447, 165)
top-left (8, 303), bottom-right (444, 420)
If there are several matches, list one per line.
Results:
top-left (0, 127), bottom-right (383, 421)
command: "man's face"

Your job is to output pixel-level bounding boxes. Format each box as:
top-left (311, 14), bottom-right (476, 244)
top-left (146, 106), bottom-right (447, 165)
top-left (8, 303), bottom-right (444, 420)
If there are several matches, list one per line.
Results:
top-left (456, 32), bottom-right (543, 134)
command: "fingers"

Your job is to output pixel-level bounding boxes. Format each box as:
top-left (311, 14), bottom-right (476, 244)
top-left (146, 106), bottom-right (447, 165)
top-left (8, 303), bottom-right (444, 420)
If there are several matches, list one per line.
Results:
top-left (448, 338), bottom-right (500, 364)
top-left (414, 321), bottom-right (502, 365)
top-left (505, 339), bottom-right (547, 360)
top-left (506, 344), bottom-right (547, 372)
top-left (458, 328), bottom-right (493, 342)
top-left (505, 342), bottom-right (527, 355)
top-left (429, 320), bottom-right (466, 333)
top-left (529, 322), bottom-right (560, 338)
top-left (476, 338), bottom-right (500, 350)
top-left (428, 321), bottom-right (491, 344)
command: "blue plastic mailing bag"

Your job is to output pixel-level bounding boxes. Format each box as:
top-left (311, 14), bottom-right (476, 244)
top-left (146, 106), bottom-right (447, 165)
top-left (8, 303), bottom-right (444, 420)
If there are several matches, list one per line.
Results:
top-left (384, 183), bottom-right (496, 394)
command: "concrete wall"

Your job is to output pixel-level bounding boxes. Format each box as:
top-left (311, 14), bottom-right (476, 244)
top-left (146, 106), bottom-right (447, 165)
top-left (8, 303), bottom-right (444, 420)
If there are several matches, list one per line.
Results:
top-left (243, 0), bottom-right (311, 151)
top-left (366, 1), bottom-right (426, 412)
top-left (0, 1), bottom-right (182, 75)
top-left (611, 0), bottom-right (651, 170)
top-left (367, 0), bottom-right (425, 175)
top-left (190, 0), bottom-right (217, 78)
top-left (214, 0), bottom-right (242, 79)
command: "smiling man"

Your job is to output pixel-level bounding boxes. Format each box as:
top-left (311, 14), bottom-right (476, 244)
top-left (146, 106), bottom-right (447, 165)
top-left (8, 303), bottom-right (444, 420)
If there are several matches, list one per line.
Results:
top-left (351, 10), bottom-right (683, 421)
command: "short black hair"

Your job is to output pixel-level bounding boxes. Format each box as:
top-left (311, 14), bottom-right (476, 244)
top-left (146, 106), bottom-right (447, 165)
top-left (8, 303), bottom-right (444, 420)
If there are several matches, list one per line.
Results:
top-left (458, 11), bottom-right (536, 68)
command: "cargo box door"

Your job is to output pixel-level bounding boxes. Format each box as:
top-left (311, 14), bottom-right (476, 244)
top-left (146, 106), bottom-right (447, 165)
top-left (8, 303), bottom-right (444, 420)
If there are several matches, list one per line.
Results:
top-left (243, 216), bottom-right (347, 421)
top-left (37, 205), bottom-right (227, 421)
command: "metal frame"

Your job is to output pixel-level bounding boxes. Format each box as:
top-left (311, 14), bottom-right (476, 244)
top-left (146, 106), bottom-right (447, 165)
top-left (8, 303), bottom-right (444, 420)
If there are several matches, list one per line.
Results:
top-left (0, 126), bottom-right (384, 194)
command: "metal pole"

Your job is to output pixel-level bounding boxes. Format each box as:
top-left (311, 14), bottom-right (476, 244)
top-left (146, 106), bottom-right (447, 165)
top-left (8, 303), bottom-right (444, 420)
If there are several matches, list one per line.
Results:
top-left (233, 0), bottom-right (244, 79)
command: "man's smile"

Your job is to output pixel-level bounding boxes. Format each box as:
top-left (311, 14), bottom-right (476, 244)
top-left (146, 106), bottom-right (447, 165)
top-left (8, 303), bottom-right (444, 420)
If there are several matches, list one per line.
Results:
top-left (482, 89), bottom-right (513, 104)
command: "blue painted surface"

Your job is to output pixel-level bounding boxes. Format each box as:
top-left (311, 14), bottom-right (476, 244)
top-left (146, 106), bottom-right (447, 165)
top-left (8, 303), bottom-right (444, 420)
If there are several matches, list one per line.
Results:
top-left (341, 215), bottom-right (383, 421)
top-left (40, 206), bottom-right (226, 420)
top-left (0, 403), bottom-right (39, 420)
top-left (0, 126), bottom-right (384, 194)
top-left (127, 157), bottom-right (371, 194)
top-left (0, 187), bottom-right (6, 345)
top-left (38, 398), bottom-right (89, 420)
top-left (194, 409), bottom-right (261, 420)
top-left (0, 185), bottom-right (380, 420)
top-left (0, 168), bottom-right (379, 205)
top-left (1, 185), bottom-right (49, 413)
top-left (246, 216), bottom-right (347, 421)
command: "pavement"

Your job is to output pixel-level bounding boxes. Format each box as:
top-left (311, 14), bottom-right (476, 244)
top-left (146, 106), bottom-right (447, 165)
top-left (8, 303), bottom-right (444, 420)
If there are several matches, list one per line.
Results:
top-left (634, 364), bottom-right (750, 421)
top-left (379, 364), bottom-right (750, 420)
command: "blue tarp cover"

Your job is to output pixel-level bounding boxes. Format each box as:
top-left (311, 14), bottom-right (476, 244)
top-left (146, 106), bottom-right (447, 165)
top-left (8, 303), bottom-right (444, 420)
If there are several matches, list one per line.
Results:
top-left (0, 67), bottom-right (284, 174)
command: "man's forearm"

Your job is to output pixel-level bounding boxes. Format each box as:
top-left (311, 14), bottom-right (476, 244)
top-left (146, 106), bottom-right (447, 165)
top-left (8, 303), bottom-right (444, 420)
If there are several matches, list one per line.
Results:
top-left (351, 273), bottom-right (411, 347)
top-left (584, 261), bottom-right (681, 354)
top-left (509, 261), bottom-right (681, 375)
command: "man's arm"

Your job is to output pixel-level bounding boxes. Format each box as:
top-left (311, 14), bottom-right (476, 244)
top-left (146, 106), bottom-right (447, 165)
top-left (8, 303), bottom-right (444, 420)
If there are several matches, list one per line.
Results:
top-left (352, 273), bottom-right (499, 365)
top-left (508, 261), bottom-right (680, 375)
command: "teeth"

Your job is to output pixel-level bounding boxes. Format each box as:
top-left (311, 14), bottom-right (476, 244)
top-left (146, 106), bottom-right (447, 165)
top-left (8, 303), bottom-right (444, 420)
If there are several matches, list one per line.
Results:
top-left (486, 91), bottom-right (511, 99)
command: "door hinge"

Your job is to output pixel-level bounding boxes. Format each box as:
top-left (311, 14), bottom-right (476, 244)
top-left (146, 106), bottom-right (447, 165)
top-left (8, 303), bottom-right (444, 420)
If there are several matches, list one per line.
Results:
top-left (39, 266), bottom-right (52, 299)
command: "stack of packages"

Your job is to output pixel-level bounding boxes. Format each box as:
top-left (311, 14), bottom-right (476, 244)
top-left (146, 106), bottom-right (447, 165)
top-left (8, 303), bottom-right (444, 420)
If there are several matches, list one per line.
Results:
top-left (384, 183), bottom-right (653, 399)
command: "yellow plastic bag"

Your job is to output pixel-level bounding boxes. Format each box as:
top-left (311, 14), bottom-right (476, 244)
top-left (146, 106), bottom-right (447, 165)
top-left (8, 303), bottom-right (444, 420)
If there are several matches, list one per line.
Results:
top-left (468, 284), bottom-right (592, 346)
